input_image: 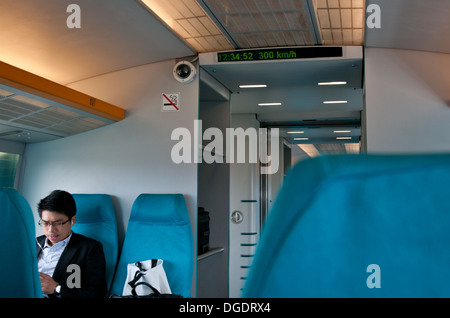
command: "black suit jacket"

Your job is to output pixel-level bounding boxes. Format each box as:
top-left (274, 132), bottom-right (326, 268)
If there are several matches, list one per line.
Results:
top-left (36, 232), bottom-right (107, 298)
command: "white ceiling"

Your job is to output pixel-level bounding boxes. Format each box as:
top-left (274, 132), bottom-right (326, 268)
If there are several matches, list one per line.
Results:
top-left (0, 0), bottom-right (448, 146)
top-left (1, 0), bottom-right (447, 86)
top-left (0, 0), bottom-right (195, 85)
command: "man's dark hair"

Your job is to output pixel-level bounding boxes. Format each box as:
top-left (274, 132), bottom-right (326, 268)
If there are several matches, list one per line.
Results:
top-left (37, 190), bottom-right (77, 219)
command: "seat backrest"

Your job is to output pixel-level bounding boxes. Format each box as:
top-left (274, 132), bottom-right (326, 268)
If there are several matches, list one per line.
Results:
top-left (243, 154), bottom-right (450, 297)
top-left (0, 188), bottom-right (42, 298)
top-left (109, 194), bottom-right (193, 297)
top-left (72, 194), bottom-right (119, 291)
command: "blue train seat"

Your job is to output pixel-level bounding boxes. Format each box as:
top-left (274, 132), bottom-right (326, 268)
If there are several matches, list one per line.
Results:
top-left (109, 194), bottom-right (194, 297)
top-left (243, 154), bottom-right (450, 297)
top-left (0, 188), bottom-right (42, 298)
top-left (72, 194), bottom-right (119, 291)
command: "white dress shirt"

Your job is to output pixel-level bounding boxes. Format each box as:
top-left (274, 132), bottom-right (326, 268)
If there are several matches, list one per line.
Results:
top-left (37, 232), bottom-right (72, 297)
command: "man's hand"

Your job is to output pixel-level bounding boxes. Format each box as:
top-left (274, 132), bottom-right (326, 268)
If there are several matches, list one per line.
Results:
top-left (39, 272), bottom-right (58, 294)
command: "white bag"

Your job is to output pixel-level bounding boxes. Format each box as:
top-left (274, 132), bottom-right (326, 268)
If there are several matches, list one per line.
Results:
top-left (122, 259), bottom-right (172, 297)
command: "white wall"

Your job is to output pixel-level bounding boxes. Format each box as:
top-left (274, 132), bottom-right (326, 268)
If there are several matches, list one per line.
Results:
top-left (197, 99), bottom-right (230, 298)
top-left (365, 48), bottom-right (450, 153)
top-left (20, 59), bottom-right (199, 293)
top-left (228, 113), bottom-right (260, 298)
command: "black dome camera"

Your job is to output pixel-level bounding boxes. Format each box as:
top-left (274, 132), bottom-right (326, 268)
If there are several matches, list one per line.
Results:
top-left (173, 61), bottom-right (196, 83)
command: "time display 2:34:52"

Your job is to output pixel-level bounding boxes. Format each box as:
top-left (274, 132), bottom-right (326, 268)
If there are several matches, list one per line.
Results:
top-left (217, 49), bottom-right (286, 62)
top-left (217, 47), bottom-right (343, 63)
top-left (217, 52), bottom-right (255, 62)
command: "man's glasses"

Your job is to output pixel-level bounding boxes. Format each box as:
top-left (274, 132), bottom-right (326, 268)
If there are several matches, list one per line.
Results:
top-left (38, 218), bottom-right (71, 228)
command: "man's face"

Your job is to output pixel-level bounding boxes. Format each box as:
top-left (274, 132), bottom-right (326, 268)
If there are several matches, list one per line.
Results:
top-left (40, 210), bottom-right (76, 246)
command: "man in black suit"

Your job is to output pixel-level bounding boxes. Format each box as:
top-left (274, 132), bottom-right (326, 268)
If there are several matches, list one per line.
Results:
top-left (36, 190), bottom-right (107, 298)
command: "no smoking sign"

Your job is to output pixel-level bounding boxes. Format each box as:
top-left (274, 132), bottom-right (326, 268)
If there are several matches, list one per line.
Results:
top-left (162, 93), bottom-right (180, 112)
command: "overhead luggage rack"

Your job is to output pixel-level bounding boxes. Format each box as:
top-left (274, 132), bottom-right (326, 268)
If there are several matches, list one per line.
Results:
top-left (0, 61), bottom-right (125, 143)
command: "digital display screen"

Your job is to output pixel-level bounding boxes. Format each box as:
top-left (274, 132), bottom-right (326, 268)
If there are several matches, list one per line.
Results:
top-left (217, 47), bottom-right (343, 63)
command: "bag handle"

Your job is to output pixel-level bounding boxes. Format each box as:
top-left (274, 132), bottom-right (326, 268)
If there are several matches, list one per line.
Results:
top-left (135, 260), bottom-right (158, 271)
top-left (130, 282), bottom-right (161, 297)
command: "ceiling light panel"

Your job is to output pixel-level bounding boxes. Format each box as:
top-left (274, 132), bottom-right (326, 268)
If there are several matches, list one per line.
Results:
top-left (313, 0), bottom-right (365, 45)
top-left (258, 102), bottom-right (282, 106)
top-left (0, 61), bottom-right (125, 143)
top-left (140, 0), bottom-right (234, 52)
top-left (200, 0), bottom-right (319, 48)
top-left (316, 143), bottom-right (347, 154)
top-left (323, 100), bottom-right (348, 104)
top-left (239, 84), bottom-right (267, 88)
top-left (0, 92), bottom-right (106, 136)
top-left (336, 136), bottom-right (352, 140)
top-left (318, 81), bottom-right (347, 85)
top-left (298, 144), bottom-right (320, 158)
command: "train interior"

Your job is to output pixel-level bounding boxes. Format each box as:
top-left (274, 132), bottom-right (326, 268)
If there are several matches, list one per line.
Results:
top-left (0, 0), bottom-right (449, 298)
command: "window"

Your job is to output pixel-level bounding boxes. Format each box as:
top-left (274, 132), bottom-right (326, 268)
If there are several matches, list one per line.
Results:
top-left (0, 152), bottom-right (20, 188)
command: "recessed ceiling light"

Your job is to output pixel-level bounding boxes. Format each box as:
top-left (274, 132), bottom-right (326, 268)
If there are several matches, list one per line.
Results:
top-left (298, 144), bottom-right (320, 158)
top-left (287, 131), bottom-right (305, 134)
top-left (294, 137), bottom-right (309, 141)
top-left (318, 81), bottom-right (347, 86)
top-left (323, 100), bottom-right (348, 104)
top-left (333, 130), bottom-right (352, 133)
top-left (336, 137), bottom-right (352, 140)
top-left (239, 84), bottom-right (267, 88)
top-left (258, 103), bottom-right (282, 106)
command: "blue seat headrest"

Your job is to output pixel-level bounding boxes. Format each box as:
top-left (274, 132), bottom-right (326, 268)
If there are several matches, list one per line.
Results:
top-left (129, 193), bottom-right (189, 224)
top-left (243, 153), bottom-right (450, 298)
top-left (73, 194), bottom-right (116, 223)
